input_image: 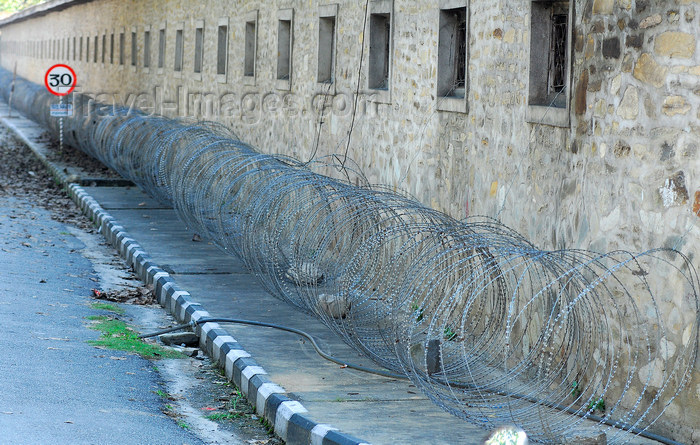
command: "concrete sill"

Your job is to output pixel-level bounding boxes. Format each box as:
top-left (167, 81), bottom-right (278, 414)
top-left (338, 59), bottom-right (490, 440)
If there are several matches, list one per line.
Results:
top-left (527, 105), bottom-right (570, 128)
top-left (436, 96), bottom-right (467, 114)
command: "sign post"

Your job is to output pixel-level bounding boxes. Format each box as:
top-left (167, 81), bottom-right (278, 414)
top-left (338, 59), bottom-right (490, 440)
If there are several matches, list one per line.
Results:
top-left (44, 64), bottom-right (77, 153)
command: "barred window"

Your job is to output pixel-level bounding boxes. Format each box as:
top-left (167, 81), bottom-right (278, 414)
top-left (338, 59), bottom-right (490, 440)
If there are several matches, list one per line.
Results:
top-left (548, 11), bottom-right (568, 96)
top-left (529, 1), bottom-right (570, 109)
top-left (437, 6), bottom-right (467, 99)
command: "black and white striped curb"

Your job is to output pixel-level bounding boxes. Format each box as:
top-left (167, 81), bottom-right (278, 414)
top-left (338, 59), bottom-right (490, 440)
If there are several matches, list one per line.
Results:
top-left (1, 112), bottom-right (371, 445)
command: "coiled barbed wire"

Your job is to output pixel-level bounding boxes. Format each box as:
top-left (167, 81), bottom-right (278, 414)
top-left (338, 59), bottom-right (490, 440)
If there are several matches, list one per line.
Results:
top-left (1, 69), bottom-right (697, 444)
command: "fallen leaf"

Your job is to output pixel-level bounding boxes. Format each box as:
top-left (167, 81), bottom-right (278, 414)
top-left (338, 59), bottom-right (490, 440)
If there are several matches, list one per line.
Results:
top-left (1, 412), bottom-right (13, 415)
top-left (202, 407), bottom-right (217, 411)
top-left (138, 202), bottom-right (146, 206)
top-left (64, 420), bottom-right (73, 424)
top-left (21, 242), bottom-right (31, 248)
top-left (109, 356), bottom-right (126, 361)
top-left (47, 347), bottom-right (60, 350)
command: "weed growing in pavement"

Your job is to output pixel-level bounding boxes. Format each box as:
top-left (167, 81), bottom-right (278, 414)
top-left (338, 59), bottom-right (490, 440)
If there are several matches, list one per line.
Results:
top-left (443, 326), bottom-right (458, 341)
top-left (206, 412), bottom-right (241, 421)
top-left (87, 317), bottom-right (183, 359)
top-left (259, 417), bottom-right (274, 435)
top-left (90, 302), bottom-right (125, 315)
top-left (571, 381), bottom-right (582, 399)
top-left (86, 315), bottom-right (109, 321)
top-left (587, 397), bottom-right (606, 413)
top-left (177, 420), bottom-right (190, 430)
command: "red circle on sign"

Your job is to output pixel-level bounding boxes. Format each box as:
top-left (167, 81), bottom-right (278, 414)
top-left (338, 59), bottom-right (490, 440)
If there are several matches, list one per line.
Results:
top-left (44, 64), bottom-right (77, 96)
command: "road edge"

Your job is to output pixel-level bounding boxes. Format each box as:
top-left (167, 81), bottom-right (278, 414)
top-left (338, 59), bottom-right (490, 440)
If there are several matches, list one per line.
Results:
top-left (0, 113), bottom-right (371, 445)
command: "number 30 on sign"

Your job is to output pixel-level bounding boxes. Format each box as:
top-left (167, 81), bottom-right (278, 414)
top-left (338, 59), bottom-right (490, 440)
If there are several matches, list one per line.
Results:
top-left (44, 64), bottom-right (77, 96)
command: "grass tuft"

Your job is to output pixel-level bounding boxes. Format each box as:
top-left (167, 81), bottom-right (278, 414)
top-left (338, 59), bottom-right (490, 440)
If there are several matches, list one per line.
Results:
top-left (91, 302), bottom-right (126, 315)
top-left (87, 318), bottom-right (183, 359)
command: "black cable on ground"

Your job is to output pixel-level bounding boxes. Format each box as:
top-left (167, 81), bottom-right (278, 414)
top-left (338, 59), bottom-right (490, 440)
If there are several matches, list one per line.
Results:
top-left (139, 318), bottom-right (685, 445)
top-left (139, 317), bottom-right (407, 380)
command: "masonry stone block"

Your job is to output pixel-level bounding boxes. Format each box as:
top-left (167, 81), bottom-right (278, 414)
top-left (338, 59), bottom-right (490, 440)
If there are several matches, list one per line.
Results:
top-left (592, 0), bottom-right (614, 14)
top-left (625, 34), bottom-right (644, 48)
top-left (639, 13), bottom-right (662, 28)
top-left (633, 53), bottom-right (668, 87)
top-left (575, 69), bottom-right (589, 116)
top-left (659, 171), bottom-right (689, 207)
top-left (662, 96), bottom-right (691, 116)
top-left (602, 37), bottom-right (621, 58)
top-left (654, 32), bottom-right (696, 58)
top-left (617, 86), bottom-right (639, 119)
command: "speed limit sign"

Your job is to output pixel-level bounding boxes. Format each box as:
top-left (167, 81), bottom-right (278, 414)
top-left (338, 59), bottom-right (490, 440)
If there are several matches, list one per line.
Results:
top-left (44, 64), bottom-right (77, 96)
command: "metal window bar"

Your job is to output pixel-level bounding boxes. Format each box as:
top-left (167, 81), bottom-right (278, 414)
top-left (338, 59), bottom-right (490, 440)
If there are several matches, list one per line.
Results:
top-left (548, 12), bottom-right (567, 95)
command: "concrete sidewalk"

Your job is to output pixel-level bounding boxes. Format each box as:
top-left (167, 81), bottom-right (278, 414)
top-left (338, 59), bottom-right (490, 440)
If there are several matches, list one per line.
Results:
top-left (0, 102), bottom-right (664, 445)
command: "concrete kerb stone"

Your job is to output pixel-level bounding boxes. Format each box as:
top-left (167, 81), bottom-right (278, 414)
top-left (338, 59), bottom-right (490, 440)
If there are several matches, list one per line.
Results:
top-left (241, 365), bottom-right (268, 397)
top-left (224, 348), bottom-right (252, 379)
top-left (256, 382), bottom-right (286, 415)
top-left (155, 280), bottom-right (174, 305)
top-left (168, 290), bottom-right (189, 315)
top-left (212, 334), bottom-right (237, 363)
top-left (275, 401), bottom-right (309, 443)
top-left (126, 247), bottom-right (145, 268)
top-left (119, 238), bottom-right (136, 258)
top-left (1, 113), bottom-right (373, 445)
top-left (311, 425), bottom-right (341, 445)
top-left (133, 254), bottom-right (151, 279)
top-left (175, 299), bottom-right (197, 321)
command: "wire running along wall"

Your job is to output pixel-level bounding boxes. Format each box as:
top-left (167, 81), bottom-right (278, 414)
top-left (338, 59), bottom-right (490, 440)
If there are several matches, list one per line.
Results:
top-left (1, 68), bottom-right (698, 444)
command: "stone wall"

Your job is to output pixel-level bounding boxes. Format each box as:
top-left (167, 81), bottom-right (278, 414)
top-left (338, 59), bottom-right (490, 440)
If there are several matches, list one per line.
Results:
top-left (0, 0), bottom-right (698, 440)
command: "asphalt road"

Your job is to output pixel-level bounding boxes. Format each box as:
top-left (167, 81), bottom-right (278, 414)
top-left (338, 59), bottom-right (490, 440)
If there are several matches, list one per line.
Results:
top-left (0, 194), bottom-right (205, 445)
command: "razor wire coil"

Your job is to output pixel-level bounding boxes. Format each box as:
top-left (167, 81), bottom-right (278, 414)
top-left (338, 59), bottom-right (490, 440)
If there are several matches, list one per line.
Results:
top-left (1, 69), bottom-right (697, 444)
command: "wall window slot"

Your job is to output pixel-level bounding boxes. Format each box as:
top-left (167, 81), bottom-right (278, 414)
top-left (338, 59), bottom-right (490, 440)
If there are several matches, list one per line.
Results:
top-left (244, 14), bottom-right (257, 78)
top-left (529, 1), bottom-right (570, 109)
top-left (368, 12), bottom-right (391, 90)
top-left (216, 22), bottom-right (228, 76)
top-left (119, 31), bottom-right (125, 65)
top-left (277, 18), bottom-right (292, 80)
top-left (109, 33), bottom-right (114, 64)
top-left (79, 36), bottom-right (83, 61)
top-left (317, 5), bottom-right (337, 84)
top-left (131, 31), bottom-right (137, 66)
top-left (528, 0), bottom-right (572, 126)
top-left (438, 7), bottom-right (467, 98)
top-left (174, 28), bottom-right (184, 72)
top-left (158, 27), bottom-right (166, 69)
top-left (194, 24), bottom-right (204, 74)
top-left (144, 30), bottom-right (151, 68)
